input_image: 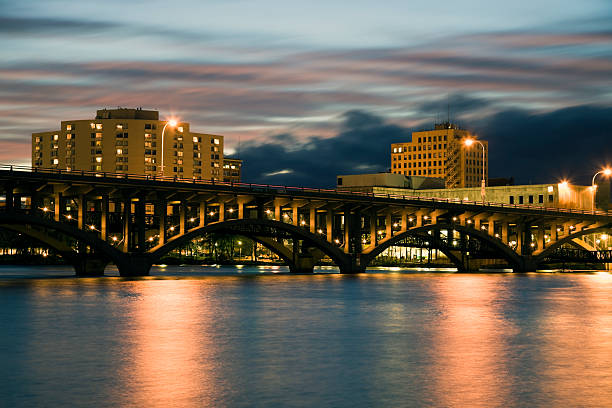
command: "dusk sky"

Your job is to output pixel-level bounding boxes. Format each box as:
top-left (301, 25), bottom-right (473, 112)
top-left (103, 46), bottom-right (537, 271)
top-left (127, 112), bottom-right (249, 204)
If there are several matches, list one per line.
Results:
top-left (1, 0), bottom-right (611, 186)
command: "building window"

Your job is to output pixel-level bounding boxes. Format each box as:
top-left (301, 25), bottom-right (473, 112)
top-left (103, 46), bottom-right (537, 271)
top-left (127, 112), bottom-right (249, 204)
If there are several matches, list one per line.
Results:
top-left (549, 195), bottom-right (554, 203)
top-left (538, 195), bottom-right (543, 203)
top-left (519, 196), bottom-right (524, 204)
top-left (509, 196), bottom-right (514, 204)
top-left (528, 195), bottom-right (534, 204)
top-left (53, 159), bottom-right (59, 165)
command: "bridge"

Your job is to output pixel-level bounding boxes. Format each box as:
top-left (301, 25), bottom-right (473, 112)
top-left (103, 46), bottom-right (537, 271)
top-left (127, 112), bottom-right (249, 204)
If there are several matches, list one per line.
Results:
top-left (1, 165), bottom-right (611, 276)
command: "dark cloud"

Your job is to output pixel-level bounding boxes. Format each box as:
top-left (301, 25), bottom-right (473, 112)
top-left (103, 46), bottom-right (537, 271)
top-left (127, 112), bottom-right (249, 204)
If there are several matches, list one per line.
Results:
top-left (239, 105), bottom-right (612, 188)
top-left (418, 94), bottom-right (490, 117)
top-left (0, 16), bottom-right (118, 34)
top-left (239, 110), bottom-right (410, 187)
top-left (475, 105), bottom-right (612, 185)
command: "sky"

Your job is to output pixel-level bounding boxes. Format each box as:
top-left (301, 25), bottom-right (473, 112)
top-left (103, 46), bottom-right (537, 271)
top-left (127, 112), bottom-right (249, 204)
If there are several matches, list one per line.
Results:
top-left (1, 0), bottom-right (611, 187)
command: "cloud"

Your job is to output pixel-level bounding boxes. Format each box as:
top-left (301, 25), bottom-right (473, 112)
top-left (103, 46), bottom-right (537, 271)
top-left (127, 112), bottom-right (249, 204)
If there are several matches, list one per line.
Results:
top-left (238, 110), bottom-right (410, 187)
top-left (238, 105), bottom-right (612, 188)
top-left (0, 16), bottom-right (118, 34)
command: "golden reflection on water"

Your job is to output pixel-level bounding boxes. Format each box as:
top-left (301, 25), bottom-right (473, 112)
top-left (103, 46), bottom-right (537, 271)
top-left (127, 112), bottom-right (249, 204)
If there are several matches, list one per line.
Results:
top-left (426, 275), bottom-right (516, 408)
top-left (116, 279), bottom-right (219, 407)
top-left (535, 273), bottom-right (612, 406)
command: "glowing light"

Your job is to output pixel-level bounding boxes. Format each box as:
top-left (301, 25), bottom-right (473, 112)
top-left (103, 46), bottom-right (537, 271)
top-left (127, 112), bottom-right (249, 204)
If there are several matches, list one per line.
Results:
top-left (408, 217), bottom-right (413, 222)
top-left (604, 168), bottom-right (612, 176)
top-left (362, 239), bottom-right (367, 244)
top-left (265, 209), bottom-right (271, 214)
top-left (300, 220), bottom-right (306, 226)
top-left (168, 119), bottom-right (178, 127)
top-left (494, 233), bottom-right (500, 238)
top-left (530, 242), bottom-right (535, 247)
top-left (283, 213), bottom-right (289, 218)
top-left (189, 217), bottom-right (195, 222)
top-left (209, 211), bottom-right (215, 216)
top-left (228, 208), bottom-right (234, 213)
top-left (149, 237), bottom-right (154, 241)
top-left (481, 225), bottom-right (487, 230)
top-left (112, 236), bottom-right (118, 241)
top-left (392, 223), bottom-right (398, 228)
top-left (334, 239), bottom-right (340, 244)
top-left (89, 225), bottom-right (95, 230)
top-left (42, 207), bottom-right (49, 212)
top-left (169, 226), bottom-right (175, 231)
top-left (547, 186), bottom-right (554, 193)
top-left (467, 219), bottom-right (472, 224)
top-left (423, 215), bottom-right (429, 220)
top-left (237, 241), bottom-right (242, 245)
top-left (601, 234), bottom-right (608, 240)
top-left (464, 138), bottom-right (474, 147)
top-left (559, 180), bottom-right (569, 189)
top-left (66, 214), bottom-right (72, 220)
top-left (452, 217), bottom-right (457, 221)
top-left (317, 229), bottom-right (323, 234)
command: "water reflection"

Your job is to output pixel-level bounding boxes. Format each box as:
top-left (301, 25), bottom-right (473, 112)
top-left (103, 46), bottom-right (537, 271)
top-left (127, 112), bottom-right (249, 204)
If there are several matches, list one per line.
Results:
top-left (117, 280), bottom-right (220, 407)
top-left (425, 276), bottom-right (517, 407)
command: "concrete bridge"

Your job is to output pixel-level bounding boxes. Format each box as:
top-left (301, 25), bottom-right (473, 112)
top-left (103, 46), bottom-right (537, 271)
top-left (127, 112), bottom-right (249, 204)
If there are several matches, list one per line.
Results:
top-left (1, 166), bottom-right (611, 276)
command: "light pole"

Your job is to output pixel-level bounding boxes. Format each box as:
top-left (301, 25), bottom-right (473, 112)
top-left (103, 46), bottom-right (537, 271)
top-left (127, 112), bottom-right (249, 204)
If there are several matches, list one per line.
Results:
top-left (159, 119), bottom-right (177, 177)
top-left (464, 138), bottom-right (486, 203)
top-left (591, 167), bottom-right (612, 211)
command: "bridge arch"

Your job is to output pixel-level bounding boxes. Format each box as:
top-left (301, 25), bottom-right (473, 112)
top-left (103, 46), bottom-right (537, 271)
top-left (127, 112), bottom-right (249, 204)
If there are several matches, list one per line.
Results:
top-left (149, 219), bottom-right (352, 272)
top-left (0, 212), bottom-right (126, 271)
top-left (361, 223), bottom-right (524, 271)
top-left (534, 224), bottom-right (612, 263)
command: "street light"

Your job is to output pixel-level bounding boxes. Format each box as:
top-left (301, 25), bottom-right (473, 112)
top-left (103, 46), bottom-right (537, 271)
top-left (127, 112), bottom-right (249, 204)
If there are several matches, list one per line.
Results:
top-left (591, 167), bottom-right (612, 211)
top-left (464, 138), bottom-right (486, 203)
top-left (159, 119), bottom-right (178, 178)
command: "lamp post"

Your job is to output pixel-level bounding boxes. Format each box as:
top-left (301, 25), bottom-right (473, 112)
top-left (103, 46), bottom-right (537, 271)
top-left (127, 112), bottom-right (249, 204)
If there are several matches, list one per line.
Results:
top-left (464, 138), bottom-right (486, 203)
top-left (591, 168), bottom-right (612, 211)
top-left (159, 119), bottom-right (177, 177)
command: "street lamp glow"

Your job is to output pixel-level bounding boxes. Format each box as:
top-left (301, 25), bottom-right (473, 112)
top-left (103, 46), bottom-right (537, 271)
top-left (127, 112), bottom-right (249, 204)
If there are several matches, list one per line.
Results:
top-left (591, 168), bottom-right (612, 211)
top-left (159, 118), bottom-right (178, 177)
top-left (464, 137), bottom-right (486, 203)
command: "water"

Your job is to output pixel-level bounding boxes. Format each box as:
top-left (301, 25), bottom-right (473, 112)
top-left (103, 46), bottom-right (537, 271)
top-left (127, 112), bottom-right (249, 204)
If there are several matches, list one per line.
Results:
top-left (1, 265), bottom-right (611, 407)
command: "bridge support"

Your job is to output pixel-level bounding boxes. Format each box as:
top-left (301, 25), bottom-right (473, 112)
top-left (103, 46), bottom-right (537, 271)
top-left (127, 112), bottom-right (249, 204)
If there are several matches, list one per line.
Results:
top-left (116, 254), bottom-right (153, 277)
top-left (73, 257), bottom-right (108, 277)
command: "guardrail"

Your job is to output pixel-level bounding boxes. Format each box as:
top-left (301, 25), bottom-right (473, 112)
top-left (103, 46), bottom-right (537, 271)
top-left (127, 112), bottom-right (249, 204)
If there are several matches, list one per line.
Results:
top-left (1, 164), bottom-right (611, 217)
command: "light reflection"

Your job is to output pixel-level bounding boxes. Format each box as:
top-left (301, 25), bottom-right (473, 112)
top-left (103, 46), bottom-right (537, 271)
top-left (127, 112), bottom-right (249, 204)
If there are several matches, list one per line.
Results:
top-left (117, 281), bottom-right (218, 407)
top-left (425, 276), bottom-right (515, 407)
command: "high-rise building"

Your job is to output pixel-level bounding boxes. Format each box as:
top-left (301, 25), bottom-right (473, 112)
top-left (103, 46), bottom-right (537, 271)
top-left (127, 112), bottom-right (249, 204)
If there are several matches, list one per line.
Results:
top-left (222, 157), bottom-right (242, 183)
top-left (32, 108), bottom-right (232, 181)
top-left (390, 122), bottom-right (488, 188)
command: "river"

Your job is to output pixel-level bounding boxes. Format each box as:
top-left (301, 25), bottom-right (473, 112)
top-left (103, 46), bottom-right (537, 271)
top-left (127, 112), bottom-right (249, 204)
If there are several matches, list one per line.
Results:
top-left (1, 265), bottom-right (611, 407)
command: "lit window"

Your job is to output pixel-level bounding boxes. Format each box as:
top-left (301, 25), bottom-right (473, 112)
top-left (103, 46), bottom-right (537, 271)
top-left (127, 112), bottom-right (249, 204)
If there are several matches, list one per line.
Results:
top-left (116, 149), bottom-right (122, 155)
top-left (96, 157), bottom-right (102, 163)
top-left (213, 138), bottom-right (220, 145)
top-left (90, 123), bottom-right (95, 129)
top-left (95, 123), bottom-right (103, 130)
top-left (66, 134), bottom-right (72, 139)
top-left (66, 124), bottom-right (72, 130)
top-left (547, 186), bottom-right (554, 193)
top-left (53, 159), bottom-right (59, 165)
top-left (193, 137), bottom-right (198, 143)
top-left (53, 134), bottom-right (59, 141)
top-left (177, 126), bottom-right (184, 133)
top-left (116, 124), bottom-right (123, 130)
top-left (177, 151), bottom-right (183, 157)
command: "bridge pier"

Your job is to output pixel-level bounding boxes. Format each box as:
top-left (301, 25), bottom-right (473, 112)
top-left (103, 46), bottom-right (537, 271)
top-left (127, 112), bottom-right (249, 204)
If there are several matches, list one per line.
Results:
top-left (116, 254), bottom-right (153, 277)
top-left (73, 257), bottom-right (108, 277)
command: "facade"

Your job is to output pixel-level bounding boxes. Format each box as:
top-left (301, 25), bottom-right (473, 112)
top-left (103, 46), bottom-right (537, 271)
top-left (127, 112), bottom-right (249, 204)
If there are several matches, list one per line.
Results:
top-left (337, 173), bottom-right (445, 190)
top-left (32, 108), bottom-right (226, 181)
top-left (222, 157), bottom-right (242, 183)
top-left (390, 122), bottom-right (488, 189)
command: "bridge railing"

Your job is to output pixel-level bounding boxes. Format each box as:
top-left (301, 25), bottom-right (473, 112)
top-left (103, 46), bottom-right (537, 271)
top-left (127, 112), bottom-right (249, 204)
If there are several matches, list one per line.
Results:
top-left (2, 164), bottom-right (612, 217)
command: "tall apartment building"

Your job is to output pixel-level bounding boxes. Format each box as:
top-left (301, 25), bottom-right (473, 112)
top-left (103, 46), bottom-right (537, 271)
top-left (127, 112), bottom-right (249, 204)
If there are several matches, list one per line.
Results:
top-left (222, 157), bottom-right (242, 183)
top-left (32, 108), bottom-right (231, 181)
top-left (390, 122), bottom-right (488, 188)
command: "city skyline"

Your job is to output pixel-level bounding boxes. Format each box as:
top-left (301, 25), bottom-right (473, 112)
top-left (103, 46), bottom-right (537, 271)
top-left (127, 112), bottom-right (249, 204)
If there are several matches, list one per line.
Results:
top-left (1, 0), bottom-right (611, 186)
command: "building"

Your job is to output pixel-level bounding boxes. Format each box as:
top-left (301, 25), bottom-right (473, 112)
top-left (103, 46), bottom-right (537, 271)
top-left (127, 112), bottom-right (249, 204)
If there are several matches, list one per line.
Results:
top-left (337, 172), bottom-right (445, 191)
top-left (222, 157), bottom-right (242, 183)
top-left (390, 122), bottom-right (488, 189)
top-left (32, 108), bottom-right (227, 181)
top-left (336, 174), bottom-right (610, 210)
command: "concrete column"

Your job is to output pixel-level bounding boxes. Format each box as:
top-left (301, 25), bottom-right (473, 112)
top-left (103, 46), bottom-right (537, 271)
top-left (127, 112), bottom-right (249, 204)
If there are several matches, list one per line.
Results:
top-left (136, 198), bottom-right (146, 252)
top-left (4, 184), bottom-right (13, 212)
top-left (370, 212), bottom-right (377, 246)
top-left (238, 201), bottom-right (245, 220)
top-left (400, 209), bottom-right (408, 232)
top-left (218, 202), bottom-right (225, 222)
top-left (159, 200), bottom-right (167, 245)
top-left (415, 211), bottom-right (423, 228)
top-left (199, 201), bottom-right (205, 227)
top-left (309, 206), bottom-right (316, 233)
top-left (385, 212), bottom-right (392, 238)
top-left (101, 195), bottom-right (108, 241)
top-left (78, 195), bottom-right (85, 230)
top-left (275, 204), bottom-right (281, 221)
top-left (123, 200), bottom-right (130, 252)
top-left (54, 192), bottom-right (61, 222)
top-left (179, 201), bottom-right (186, 235)
top-left (326, 210), bottom-right (333, 241)
top-left (292, 206), bottom-right (298, 226)
top-left (501, 222), bottom-right (509, 245)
